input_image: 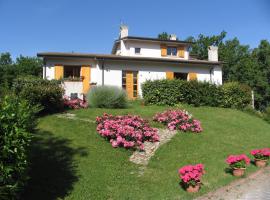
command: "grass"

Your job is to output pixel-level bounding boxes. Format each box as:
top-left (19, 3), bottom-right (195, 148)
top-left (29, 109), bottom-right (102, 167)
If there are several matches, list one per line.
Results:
top-left (22, 102), bottom-right (270, 200)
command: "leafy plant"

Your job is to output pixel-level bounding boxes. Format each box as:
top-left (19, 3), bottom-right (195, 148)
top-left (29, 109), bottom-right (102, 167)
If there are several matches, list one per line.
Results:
top-left (178, 164), bottom-right (204, 187)
top-left (226, 154), bottom-right (250, 169)
top-left (87, 86), bottom-right (127, 108)
top-left (250, 148), bottom-right (270, 160)
top-left (0, 95), bottom-right (38, 199)
top-left (13, 76), bottom-right (64, 113)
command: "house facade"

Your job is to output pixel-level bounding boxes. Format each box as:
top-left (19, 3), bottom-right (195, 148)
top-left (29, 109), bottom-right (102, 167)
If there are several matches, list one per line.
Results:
top-left (38, 25), bottom-right (222, 99)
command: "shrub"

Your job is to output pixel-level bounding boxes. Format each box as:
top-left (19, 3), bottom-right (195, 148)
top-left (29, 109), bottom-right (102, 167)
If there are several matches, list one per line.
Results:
top-left (87, 86), bottom-right (127, 108)
top-left (250, 148), bottom-right (270, 160)
top-left (13, 76), bottom-right (64, 113)
top-left (96, 114), bottom-right (159, 150)
top-left (0, 95), bottom-right (38, 199)
top-left (63, 95), bottom-right (88, 109)
top-left (178, 164), bottom-right (204, 187)
top-left (142, 79), bottom-right (251, 109)
top-left (226, 154), bottom-right (250, 169)
top-left (221, 82), bottom-right (251, 109)
top-left (153, 110), bottom-right (203, 133)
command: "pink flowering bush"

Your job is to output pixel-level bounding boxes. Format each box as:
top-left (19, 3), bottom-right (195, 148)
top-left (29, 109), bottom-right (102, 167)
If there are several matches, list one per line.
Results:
top-left (226, 154), bottom-right (250, 169)
top-left (96, 113), bottom-right (159, 150)
top-left (63, 96), bottom-right (88, 109)
top-left (178, 164), bottom-right (205, 187)
top-left (153, 110), bottom-right (203, 133)
top-left (250, 148), bottom-right (270, 160)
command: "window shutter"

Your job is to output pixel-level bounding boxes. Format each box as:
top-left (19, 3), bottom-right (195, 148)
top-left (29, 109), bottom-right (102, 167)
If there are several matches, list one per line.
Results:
top-left (188, 73), bottom-right (197, 81)
top-left (161, 45), bottom-right (167, 56)
top-left (178, 46), bottom-right (185, 58)
top-left (54, 65), bottom-right (63, 80)
top-left (166, 72), bottom-right (174, 80)
top-left (81, 65), bottom-right (91, 94)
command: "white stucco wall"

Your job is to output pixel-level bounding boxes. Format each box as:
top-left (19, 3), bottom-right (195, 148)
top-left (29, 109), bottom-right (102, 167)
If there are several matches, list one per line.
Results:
top-left (63, 81), bottom-right (83, 99)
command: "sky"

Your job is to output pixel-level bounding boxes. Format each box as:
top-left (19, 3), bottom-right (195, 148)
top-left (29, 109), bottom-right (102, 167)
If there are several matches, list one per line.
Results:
top-left (0, 0), bottom-right (270, 59)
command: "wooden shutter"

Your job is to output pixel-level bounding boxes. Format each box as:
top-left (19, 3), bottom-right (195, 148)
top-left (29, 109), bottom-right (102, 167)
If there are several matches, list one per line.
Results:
top-left (188, 73), bottom-right (197, 81)
top-left (81, 65), bottom-right (91, 94)
top-left (54, 65), bottom-right (63, 80)
top-left (166, 72), bottom-right (174, 80)
top-left (126, 71), bottom-right (134, 99)
top-left (178, 46), bottom-right (185, 58)
top-left (161, 45), bottom-right (167, 56)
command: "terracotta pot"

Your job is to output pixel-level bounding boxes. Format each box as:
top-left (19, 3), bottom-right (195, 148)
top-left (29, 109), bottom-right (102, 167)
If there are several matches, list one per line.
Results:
top-left (255, 159), bottom-right (268, 167)
top-left (232, 168), bottom-right (246, 177)
top-left (186, 183), bottom-right (200, 193)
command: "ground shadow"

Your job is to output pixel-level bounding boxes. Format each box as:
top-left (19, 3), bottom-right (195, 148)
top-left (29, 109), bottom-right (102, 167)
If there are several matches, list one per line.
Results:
top-left (224, 167), bottom-right (233, 175)
top-left (21, 130), bottom-right (88, 200)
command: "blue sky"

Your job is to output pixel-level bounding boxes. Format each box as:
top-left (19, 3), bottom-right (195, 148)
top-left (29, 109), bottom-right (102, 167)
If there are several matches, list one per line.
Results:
top-left (0, 0), bottom-right (269, 59)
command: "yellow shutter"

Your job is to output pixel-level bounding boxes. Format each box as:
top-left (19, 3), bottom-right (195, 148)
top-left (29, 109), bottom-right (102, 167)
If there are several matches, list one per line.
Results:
top-left (166, 72), bottom-right (174, 80)
top-left (54, 65), bottom-right (63, 80)
top-left (81, 65), bottom-right (91, 94)
top-left (178, 46), bottom-right (185, 58)
top-left (188, 73), bottom-right (197, 81)
top-left (126, 71), bottom-right (134, 99)
top-left (161, 45), bottom-right (167, 56)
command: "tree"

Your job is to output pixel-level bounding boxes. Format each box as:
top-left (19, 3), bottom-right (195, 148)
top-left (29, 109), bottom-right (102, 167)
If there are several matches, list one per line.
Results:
top-left (15, 56), bottom-right (42, 77)
top-left (0, 52), bottom-right (12, 66)
top-left (158, 32), bottom-right (170, 40)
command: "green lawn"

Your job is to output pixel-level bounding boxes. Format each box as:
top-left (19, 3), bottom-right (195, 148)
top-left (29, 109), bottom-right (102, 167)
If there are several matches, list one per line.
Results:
top-left (22, 102), bottom-right (270, 200)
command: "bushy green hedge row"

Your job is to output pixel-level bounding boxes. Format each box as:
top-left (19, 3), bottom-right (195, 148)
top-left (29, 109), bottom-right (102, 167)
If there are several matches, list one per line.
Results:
top-left (13, 76), bottom-right (64, 113)
top-left (142, 79), bottom-right (251, 109)
top-left (0, 95), bottom-right (38, 199)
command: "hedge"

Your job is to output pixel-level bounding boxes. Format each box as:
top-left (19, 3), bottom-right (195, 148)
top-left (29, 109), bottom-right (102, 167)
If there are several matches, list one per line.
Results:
top-left (142, 79), bottom-right (251, 109)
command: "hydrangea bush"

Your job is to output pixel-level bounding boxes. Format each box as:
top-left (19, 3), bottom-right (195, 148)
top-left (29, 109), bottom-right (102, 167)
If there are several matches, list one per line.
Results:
top-left (153, 110), bottom-right (203, 133)
top-left (226, 154), bottom-right (250, 169)
top-left (178, 164), bottom-right (205, 187)
top-left (96, 114), bottom-right (159, 150)
top-left (250, 148), bottom-right (270, 160)
top-left (63, 96), bottom-right (88, 109)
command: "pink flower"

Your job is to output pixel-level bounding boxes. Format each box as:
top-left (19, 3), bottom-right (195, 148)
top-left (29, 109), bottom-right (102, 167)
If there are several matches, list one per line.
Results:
top-left (178, 164), bottom-right (205, 185)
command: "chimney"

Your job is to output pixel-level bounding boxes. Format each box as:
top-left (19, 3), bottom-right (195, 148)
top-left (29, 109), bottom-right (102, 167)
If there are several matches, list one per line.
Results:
top-left (208, 46), bottom-right (218, 61)
top-left (169, 34), bottom-right (177, 40)
top-left (120, 25), bottom-right (128, 38)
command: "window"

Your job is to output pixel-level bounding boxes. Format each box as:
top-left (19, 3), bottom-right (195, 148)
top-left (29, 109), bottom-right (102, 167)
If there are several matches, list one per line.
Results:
top-left (133, 71), bottom-right (138, 97)
top-left (174, 72), bottom-right (188, 80)
top-left (122, 71), bottom-right (126, 89)
top-left (167, 46), bottom-right (177, 56)
top-left (135, 48), bottom-right (141, 54)
top-left (64, 66), bottom-right (81, 78)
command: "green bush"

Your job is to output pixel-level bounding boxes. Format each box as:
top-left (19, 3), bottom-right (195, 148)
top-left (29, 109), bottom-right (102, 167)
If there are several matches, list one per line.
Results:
top-left (87, 86), bottom-right (127, 108)
top-left (13, 76), bottom-right (64, 113)
top-left (142, 79), bottom-right (251, 109)
top-left (221, 82), bottom-right (251, 109)
top-left (0, 95), bottom-right (38, 199)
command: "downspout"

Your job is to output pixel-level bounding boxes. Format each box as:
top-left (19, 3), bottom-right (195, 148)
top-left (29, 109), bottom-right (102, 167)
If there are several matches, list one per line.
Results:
top-left (209, 67), bottom-right (214, 83)
top-left (101, 58), bottom-right (105, 86)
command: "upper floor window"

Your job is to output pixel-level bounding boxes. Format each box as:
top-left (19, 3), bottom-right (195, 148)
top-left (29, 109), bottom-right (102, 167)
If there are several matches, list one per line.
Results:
top-left (135, 47), bottom-right (141, 54)
top-left (64, 66), bottom-right (81, 78)
top-left (167, 46), bottom-right (177, 56)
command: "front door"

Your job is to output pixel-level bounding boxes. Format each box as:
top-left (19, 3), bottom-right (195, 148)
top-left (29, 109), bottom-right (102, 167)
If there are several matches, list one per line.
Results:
top-left (122, 71), bottom-right (138, 99)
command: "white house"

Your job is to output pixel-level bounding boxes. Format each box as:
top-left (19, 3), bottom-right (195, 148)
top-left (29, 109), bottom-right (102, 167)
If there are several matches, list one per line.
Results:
top-left (37, 25), bottom-right (222, 99)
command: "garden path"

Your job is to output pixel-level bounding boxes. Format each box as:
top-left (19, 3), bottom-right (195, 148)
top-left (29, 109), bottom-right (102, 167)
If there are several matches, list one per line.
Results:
top-left (197, 166), bottom-right (270, 200)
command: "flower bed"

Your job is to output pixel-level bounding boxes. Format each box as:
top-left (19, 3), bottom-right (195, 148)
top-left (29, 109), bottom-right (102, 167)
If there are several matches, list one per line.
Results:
top-left (153, 110), bottom-right (202, 133)
top-left (96, 114), bottom-right (159, 150)
top-left (178, 164), bottom-right (204, 191)
top-left (63, 96), bottom-right (88, 109)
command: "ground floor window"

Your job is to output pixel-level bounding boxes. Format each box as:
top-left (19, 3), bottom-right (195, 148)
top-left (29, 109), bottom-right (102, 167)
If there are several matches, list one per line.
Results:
top-left (64, 66), bottom-right (81, 78)
top-left (174, 72), bottom-right (188, 80)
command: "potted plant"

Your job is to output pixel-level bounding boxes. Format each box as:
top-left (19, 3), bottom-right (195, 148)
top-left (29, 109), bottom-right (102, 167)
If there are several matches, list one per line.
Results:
top-left (178, 164), bottom-right (204, 193)
top-left (250, 148), bottom-right (270, 167)
top-left (226, 154), bottom-right (250, 177)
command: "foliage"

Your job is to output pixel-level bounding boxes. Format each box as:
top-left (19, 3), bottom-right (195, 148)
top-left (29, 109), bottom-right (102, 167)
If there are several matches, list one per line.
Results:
top-left (96, 114), bottom-right (159, 150)
top-left (221, 82), bottom-right (251, 109)
top-left (63, 96), bottom-right (88, 109)
top-left (142, 79), bottom-right (250, 109)
top-left (0, 95), bottom-right (38, 199)
top-left (226, 154), bottom-right (250, 169)
top-left (250, 148), bottom-right (270, 160)
top-left (153, 110), bottom-right (202, 133)
top-left (87, 86), bottom-right (127, 108)
top-left (178, 164), bottom-right (204, 187)
top-left (157, 32), bottom-right (170, 40)
top-left (13, 76), bottom-right (64, 113)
